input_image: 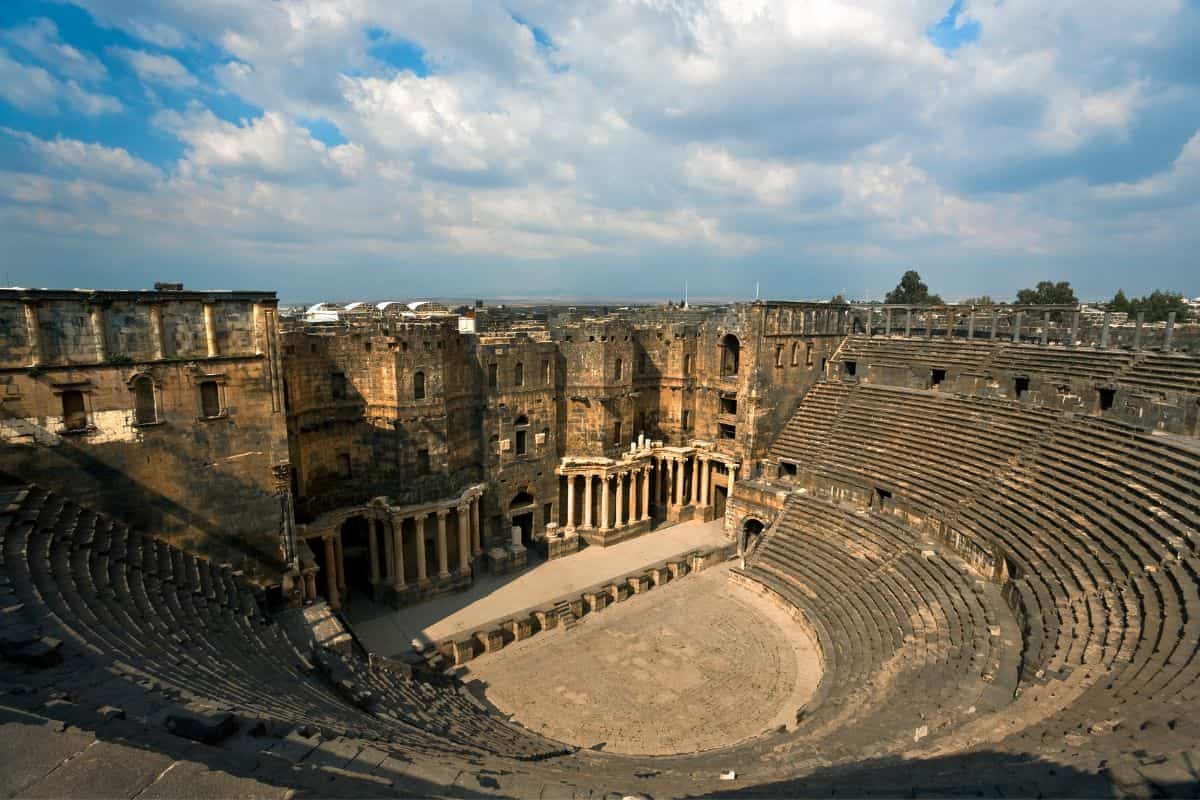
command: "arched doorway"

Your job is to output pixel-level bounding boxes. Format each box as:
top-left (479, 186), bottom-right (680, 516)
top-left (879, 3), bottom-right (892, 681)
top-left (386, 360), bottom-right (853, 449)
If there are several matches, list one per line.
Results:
top-left (510, 490), bottom-right (536, 548)
top-left (741, 517), bottom-right (765, 554)
top-left (721, 334), bottom-right (740, 377)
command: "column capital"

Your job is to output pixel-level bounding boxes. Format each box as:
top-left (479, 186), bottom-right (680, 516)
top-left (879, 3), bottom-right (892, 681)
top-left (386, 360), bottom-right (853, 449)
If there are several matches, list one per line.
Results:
top-left (436, 508), bottom-right (449, 519)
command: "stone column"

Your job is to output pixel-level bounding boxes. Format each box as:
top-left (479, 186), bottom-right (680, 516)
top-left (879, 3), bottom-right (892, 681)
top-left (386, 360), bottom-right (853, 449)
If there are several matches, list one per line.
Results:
top-left (149, 304), bottom-right (165, 360)
top-left (1134, 312), bottom-right (1145, 351)
top-left (967, 310), bottom-right (976, 339)
top-left (415, 515), bottom-right (428, 582)
top-left (203, 303), bottom-right (219, 358)
top-left (334, 532), bottom-right (346, 593)
top-left (641, 468), bottom-right (651, 520)
top-left (23, 302), bottom-right (43, 367)
top-left (391, 517), bottom-right (406, 590)
top-left (904, 307), bottom-right (912, 337)
top-left (323, 536), bottom-right (340, 609)
top-left (729, 464), bottom-right (739, 499)
top-left (884, 307), bottom-right (892, 335)
top-left (675, 458), bottom-right (685, 508)
top-left (601, 474), bottom-right (611, 530)
top-left (945, 306), bottom-right (954, 338)
top-left (1165, 312), bottom-right (1177, 351)
top-left (1041, 311), bottom-right (1051, 345)
top-left (990, 312), bottom-right (998, 339)
top-left (566, 475), bottom-right (576, 528)
top-left (436, 510), bottom-right (450, 578)
top-left (368, 519), bottom-right (381, 584)
top-left (615, 472), bottom-right (625, 528)
top-left (1069, 311), bottom-right (1080, 347)
top-left (1011, 311), bottom-right (1023, 343)
top-left (1101, 312), bottom-right (1111, 349)
top-left (471, 497), bottom-right (481, 555)
top-left (699, 457), bottom-right (710, 507)
top-left (584, 473), bottom-right (594, 528)
top-left (691, 456), bottom-right (700, 504)
top-left (90, 305), bottom-right (107, 362)
top-left (457, 504), bottom-right (470, 572)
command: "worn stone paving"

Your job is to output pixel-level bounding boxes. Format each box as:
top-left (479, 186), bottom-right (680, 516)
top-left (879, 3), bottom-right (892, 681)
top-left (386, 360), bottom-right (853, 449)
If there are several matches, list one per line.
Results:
top-left (346, 518), bottom-right (729, 655)
top-left (462, 563), bottom-right (823, 756)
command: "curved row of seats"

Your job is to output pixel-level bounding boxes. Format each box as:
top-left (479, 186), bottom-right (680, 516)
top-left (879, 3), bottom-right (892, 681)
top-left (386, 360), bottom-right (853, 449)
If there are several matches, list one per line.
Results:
top-left (835, 334), bottom-right (1200, 395)
top-left (0, 479), bottom-right (560, 761)
top-left (764, 379), bottom-right (1200, 753)
top-left (736, 494), bottom-right (1017, 762)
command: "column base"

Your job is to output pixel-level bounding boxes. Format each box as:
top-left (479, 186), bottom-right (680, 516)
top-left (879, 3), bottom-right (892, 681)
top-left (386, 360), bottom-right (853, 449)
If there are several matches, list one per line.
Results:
top-left (578, 518), bottom-right (653, 547)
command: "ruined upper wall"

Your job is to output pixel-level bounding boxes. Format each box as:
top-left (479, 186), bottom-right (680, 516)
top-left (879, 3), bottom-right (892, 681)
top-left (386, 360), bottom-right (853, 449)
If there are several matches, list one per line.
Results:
top-left (0, 288), bottom-right (277, 368)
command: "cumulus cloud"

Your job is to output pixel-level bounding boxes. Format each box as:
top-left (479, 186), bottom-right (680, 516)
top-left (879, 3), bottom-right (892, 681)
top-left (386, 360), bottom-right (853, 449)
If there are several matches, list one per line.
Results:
top-left (0, 0), bottom-right (1196, 300)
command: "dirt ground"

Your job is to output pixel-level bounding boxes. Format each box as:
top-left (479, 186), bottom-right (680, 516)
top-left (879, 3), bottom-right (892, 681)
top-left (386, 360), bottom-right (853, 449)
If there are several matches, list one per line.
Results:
top-left (461, 564), bottom-right (823, 755)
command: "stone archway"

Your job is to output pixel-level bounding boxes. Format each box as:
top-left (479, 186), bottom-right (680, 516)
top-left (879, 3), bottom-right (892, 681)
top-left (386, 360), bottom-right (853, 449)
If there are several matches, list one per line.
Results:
top-left (510, 490), bottom-right (536, 548)
top-left (740, 517), bottom-right (765, 554)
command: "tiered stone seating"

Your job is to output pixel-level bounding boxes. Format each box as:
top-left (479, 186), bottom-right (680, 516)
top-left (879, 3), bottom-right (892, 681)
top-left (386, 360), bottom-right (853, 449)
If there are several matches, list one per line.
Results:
top-left (768, 381), bottom-right (851, 465)
top-left (990, 343), bottom-right (1133, 381)
top-left (737, 494), bottom-right (1017, 760)
top-left (0, 479), bottom-right (560, 762)
top-left (761, 379), bottom-right (1200, 762)
top-left (836, 335), bottom-right (994, 371)
top-left (1117, 351), bottom-right (1200, 394)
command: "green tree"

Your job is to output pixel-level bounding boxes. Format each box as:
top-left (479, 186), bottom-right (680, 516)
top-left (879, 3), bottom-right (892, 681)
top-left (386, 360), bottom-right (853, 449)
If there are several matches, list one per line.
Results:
top-left (884, 270), bottom-right (943, 305)
top-left (1126, 290), bottom-right (1192, 323)
top-left (830, 293), bottom-right (847, 304)
top-left (1015, 280), bottom-right (1078, 305)
top-left (1109, 289), bottom-right (1130, 314)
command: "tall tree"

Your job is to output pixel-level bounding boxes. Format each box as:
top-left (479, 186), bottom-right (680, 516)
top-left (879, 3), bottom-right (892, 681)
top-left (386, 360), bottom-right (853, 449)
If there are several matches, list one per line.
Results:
top-left (1125, 290), bottom-right (1193, 323)
top-left (1015, 280), bottom-right (1078, 305)
top-left (884, 270), bottom-right (942, 305)
top-left (1109, 289), bottom-right (1130, 314)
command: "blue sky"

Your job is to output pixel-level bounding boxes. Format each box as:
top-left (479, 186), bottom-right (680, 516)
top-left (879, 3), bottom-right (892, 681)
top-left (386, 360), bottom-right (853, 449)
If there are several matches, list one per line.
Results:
top-left (0, 0), bottom-right (1197, 303)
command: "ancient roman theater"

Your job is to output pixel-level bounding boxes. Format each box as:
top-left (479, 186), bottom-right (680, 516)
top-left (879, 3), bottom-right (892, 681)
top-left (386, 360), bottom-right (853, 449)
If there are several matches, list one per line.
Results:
top-left (2, 288), bottom-right (1199, 797)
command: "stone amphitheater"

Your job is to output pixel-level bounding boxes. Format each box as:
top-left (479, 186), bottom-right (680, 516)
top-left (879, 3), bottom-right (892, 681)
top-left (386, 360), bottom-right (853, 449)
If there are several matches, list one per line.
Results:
top-left (2, 291), bottom-right (1199, 798)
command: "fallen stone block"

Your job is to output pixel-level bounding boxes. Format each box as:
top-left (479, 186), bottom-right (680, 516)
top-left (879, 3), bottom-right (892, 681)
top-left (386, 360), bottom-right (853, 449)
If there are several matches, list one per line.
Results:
top-left (165, 706), bottom-right (239, 745)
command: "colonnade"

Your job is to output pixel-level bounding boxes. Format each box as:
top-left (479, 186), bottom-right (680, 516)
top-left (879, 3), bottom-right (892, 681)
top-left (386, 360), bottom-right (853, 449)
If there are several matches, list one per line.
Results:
top-left (560, 449), bottom-right (739, 535)
top-left (304, 487), bottom-right (484, 610)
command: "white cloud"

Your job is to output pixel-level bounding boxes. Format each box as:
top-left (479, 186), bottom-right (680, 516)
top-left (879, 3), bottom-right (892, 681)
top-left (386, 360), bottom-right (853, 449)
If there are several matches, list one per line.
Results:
top-left (0, 49), bottom-right (122, 116)
top-left (109, 46), bottom-right (198, 89)
top-left (0, 0), bottom-right (1196, 299)
top-left (1, 18), bottom-right (108, 82)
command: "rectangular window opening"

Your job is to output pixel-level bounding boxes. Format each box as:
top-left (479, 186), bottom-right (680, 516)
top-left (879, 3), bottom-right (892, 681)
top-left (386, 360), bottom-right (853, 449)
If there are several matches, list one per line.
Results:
top-left (720, 395), bottom-right (737, 415)
top-left (718, 422), bottom-right (736, 440)
top-left (844, 360), bottom-right (858, 377)
top-left (1014, 376), bottom-right (1030, 398)
top-left (1098, 387), bottom-right (1116, 411)
top-left (780, 461), bottom-right (798, 478)
top-left (199, 381), bottom-right (221, 418)
top-left (417, 448), bottom-right (430, 475)
top-left (62, 390), bottom-right (87, 431)
top-left (930, 368), bottom-right (946, 387)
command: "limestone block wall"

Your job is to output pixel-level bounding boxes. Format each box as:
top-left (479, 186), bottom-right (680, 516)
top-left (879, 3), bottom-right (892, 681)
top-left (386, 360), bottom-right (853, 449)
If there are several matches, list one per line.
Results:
top-left (0, 289), bottom-right (288, 577)
top-left (282, 319), bottom-right (478, 520)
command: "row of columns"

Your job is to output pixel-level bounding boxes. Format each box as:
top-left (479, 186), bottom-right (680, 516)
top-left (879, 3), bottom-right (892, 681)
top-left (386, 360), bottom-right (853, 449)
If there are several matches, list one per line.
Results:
top-left (561, 452), bottom-right (738, 533)
top-left (317, 494), bottom-right (483, 610)
top-left (871, 306), bottom-right (1180, 352)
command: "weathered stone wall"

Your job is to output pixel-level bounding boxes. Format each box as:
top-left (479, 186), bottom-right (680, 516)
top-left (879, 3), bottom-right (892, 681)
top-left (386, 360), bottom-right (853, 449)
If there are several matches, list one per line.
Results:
top-left (0, 289), bottom-right (288, 579)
